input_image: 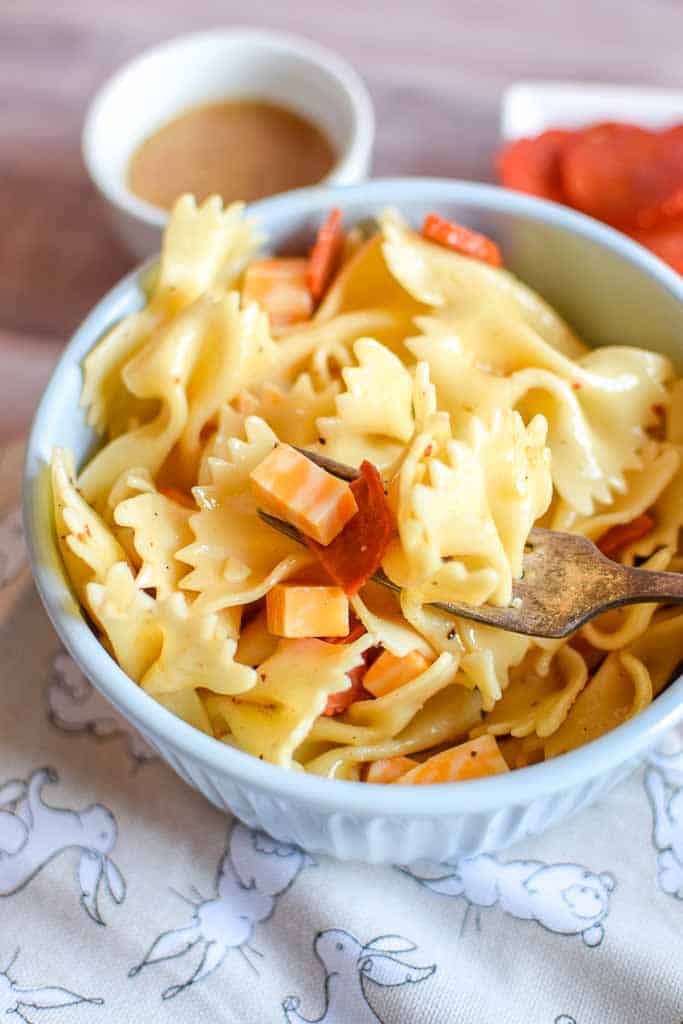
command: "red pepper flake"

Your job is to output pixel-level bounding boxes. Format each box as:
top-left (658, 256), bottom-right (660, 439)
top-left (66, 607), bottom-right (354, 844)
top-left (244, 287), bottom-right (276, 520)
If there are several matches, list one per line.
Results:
top-left (597, 513), bottom-right (655, 560)
top-left (422, 213), bottom-right (502, 267)
top-left (304, 461), bottom-right (395, 597)
top-left (572, 381), bottom-right (582, 390)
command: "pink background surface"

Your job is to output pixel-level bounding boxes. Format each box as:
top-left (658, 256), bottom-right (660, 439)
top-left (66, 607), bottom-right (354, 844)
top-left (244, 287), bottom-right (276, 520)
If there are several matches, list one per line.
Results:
top-left (3, 0), bottom-right (682, 443)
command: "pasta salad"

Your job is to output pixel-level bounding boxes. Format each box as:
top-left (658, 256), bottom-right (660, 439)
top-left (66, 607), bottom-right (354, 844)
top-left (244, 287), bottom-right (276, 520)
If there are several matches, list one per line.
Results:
top-left (51, 196), bottom-right (683, 783)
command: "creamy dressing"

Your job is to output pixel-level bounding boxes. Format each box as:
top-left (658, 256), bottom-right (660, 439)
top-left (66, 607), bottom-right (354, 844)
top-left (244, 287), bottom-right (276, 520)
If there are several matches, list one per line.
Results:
top-left (127, 99), bottom-right (336, 210)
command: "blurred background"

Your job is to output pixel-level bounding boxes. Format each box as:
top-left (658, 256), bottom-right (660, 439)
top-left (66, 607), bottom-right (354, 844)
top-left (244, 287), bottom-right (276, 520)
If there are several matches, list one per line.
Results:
top-left (2, 0), bottom-right (681, 442)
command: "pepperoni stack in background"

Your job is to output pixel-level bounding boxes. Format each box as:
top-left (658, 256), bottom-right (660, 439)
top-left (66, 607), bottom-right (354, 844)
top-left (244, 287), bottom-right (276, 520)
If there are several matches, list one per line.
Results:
top-left (497, 123), bottom-right (683, 273)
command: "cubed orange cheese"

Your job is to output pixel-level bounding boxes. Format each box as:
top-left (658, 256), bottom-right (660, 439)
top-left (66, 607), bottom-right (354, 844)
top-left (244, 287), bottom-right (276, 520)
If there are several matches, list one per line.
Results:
top-left (266, 584), bottom-right (349, 638)
top-left (362, 649), bottom-right (433, 698)
top-left (242, 258), bottom-right (313, 329)
top-left (395, 735), bottom-right (509, 785)
top-left (364, 756), bottom-right (418, 784)
top-left (250, 443), bottom-right (358, 546)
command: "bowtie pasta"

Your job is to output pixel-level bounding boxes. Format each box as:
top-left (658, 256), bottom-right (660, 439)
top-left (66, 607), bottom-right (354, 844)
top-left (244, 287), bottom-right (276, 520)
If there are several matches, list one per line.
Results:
top-left (52, 195), bottom-right (683, 783)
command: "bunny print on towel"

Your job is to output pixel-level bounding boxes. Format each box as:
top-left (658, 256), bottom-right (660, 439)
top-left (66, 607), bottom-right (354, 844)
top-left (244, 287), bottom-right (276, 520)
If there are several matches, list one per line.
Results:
top-left (282, 930), bottom-right (435, 1024)
top-left (0, 766), bottom-right (125, 924)
top-left (48, 652), bottom-right (155, 766)
top-left (0, 949), bottom-right (102, 1022)
top-left (401, 853), bottom-right (615, 947)
top-left (129, 821), bottom-right (314, 1000)
top-left (0, 505), bottom-right (25, 590)
top-left (644, 732), bottom-right (683, 899)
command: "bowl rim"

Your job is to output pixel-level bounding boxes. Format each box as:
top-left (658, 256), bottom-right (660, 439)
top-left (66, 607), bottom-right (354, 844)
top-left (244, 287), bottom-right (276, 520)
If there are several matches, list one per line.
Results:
top-left (81, 27), bottom-right (375, 232)
top-left (24, 176), bottom-right (683, 818)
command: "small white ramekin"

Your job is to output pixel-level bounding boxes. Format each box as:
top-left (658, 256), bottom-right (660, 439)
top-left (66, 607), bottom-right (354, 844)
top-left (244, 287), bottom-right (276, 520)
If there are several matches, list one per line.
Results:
top-left (82, 29), bottom-right (375, 259)
top-left (24, 179), bottom-right (683, 864)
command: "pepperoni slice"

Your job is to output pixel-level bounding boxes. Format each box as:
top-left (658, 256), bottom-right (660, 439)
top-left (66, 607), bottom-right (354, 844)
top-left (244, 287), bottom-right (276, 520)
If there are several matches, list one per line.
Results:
top-left (322, 661), bottom-right (374, 717)
top-left (422, 214), bottom-right (502, 267)
top-left (323, 622), bottom-right (377, 716)
top-left (561, 122), bottom-right (683, 229)
top-left (307, 208), bottom-right (345, 303)
top-left (497, 130), bottom-right (579, 203)
top-left (597, 513), bottom-right (655, 560)
top-left (304, 461), bottom-right (395, 597)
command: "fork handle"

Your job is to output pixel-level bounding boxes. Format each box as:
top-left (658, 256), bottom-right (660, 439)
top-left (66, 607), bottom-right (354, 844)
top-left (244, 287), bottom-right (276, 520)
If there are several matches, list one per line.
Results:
top-left (614, 564), bottom-right (683, 607)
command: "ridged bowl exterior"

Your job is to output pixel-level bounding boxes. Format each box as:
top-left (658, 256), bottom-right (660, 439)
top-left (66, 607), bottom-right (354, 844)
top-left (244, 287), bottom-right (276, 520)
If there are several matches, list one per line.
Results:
top-left (139, 726), bottom-right (643, 863)
top-left (24, 179), bottom-right (683, 864)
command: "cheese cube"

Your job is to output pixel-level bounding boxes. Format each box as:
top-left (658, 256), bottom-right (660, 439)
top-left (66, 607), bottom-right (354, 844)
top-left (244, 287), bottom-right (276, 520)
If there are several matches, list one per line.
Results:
top-left (364, 756), bottom-right (418, 784)
top-left (242, 258), bottom-right (313, 330)
top-left (250, 443), bottom-right (358, 545)
top-left (266, 584), bottom-right (349, 638)
top-left (395, 735), bottom-right (509, 785)
top-left (362, 649), bottom-right (432, 698)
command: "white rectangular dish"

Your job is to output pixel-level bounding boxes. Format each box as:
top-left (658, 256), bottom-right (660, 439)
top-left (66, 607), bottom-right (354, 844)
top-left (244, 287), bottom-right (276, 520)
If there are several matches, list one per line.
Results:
top-left (501, 80), bottom-right (683, 138)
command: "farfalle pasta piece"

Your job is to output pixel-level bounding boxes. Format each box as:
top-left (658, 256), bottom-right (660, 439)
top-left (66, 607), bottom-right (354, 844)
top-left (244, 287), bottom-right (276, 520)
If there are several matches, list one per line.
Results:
top-left (156, 689), bottom-right (213, 736)
top-left (114, 490), bottom-right (193, 599)
top-left (408, 306), bottom-right (672, 515)
top-left (141, 592), bottom-right (254, 698)
top-left (380, 208), bottom-right (586, 357)
top-left (384, 406), bottom-right (552, 607)
top-left (314, 419), bottom-right (405, 473)
top-left (472, 645), bottom-right (588, 740)
top-left (77, 295), bottom-right (216, 508)
top-left (305, 683), bottom-right (482, 779)
top-left (511, 347), bottom-right (672, 515)
top-left (85, 562), bottom-right (160, 682)
top-left (81, 309), bottom-right (161, 437)
top-left (177, 293), bottom-right (279, 477)
top-left (333, 338), bottom-right (414, 442)
top-left (545, 611), bottom-right (683, 758)
top-left (560, 443), bottom-right (679, 539)
top-left (104, 466), bottom-right (157, 563)
top-left (407, 324), bottom-right (511, 435)
top-left (213, 633), bottom-right (374, 768)
top-left (626, 452), bottom-right (683, 563)
top-left (178, 416), bottom-right (311, 613)
top-left (273, 309), bottom-right (398, 384)
top-left (315, 233), bottom-right (426, 351)
top-left (239, 374), bottom-right (340, 449)
top-left (399, 593), bottom-right (530, 710)
top-left (581, 547), bottom-right (672, 651)
top-left (51, 447), bottom-right (126, 601)
top-left (344, 651), bottom-right (459, 737)
top-left (315, 340), bottom-right (411, 470)
top-left (155, 195), bottom-right (260, 314)
top-left (350, 585), bottom-right (434, 659)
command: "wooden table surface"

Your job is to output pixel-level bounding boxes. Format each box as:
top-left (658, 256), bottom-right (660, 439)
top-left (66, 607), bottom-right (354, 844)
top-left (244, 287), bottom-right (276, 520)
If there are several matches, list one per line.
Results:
top-left (3, 0), bottom-right (682, 444)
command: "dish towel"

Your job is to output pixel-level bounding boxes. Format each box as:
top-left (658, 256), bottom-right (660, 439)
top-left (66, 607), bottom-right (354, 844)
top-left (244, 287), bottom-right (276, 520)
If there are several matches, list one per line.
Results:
top-left (2, 438), bottom-right (682, 1024)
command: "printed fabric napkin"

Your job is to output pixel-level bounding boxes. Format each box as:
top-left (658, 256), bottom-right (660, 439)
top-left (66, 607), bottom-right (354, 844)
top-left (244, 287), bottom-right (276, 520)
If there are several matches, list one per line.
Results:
top-left (1, 437), bottom-right (681, 1024)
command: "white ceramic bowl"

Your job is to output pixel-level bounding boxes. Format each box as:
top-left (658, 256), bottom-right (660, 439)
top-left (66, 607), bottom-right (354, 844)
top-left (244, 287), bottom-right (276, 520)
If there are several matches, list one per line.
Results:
top-left (24, 179), bottom-right (683, 864)
top-left (82, 29), bottom-right (375, 259)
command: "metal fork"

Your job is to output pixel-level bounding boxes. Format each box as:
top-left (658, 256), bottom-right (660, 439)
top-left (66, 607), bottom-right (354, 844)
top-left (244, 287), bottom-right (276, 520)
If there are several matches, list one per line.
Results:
top-left (258, 448), bottom-right (683, 638)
